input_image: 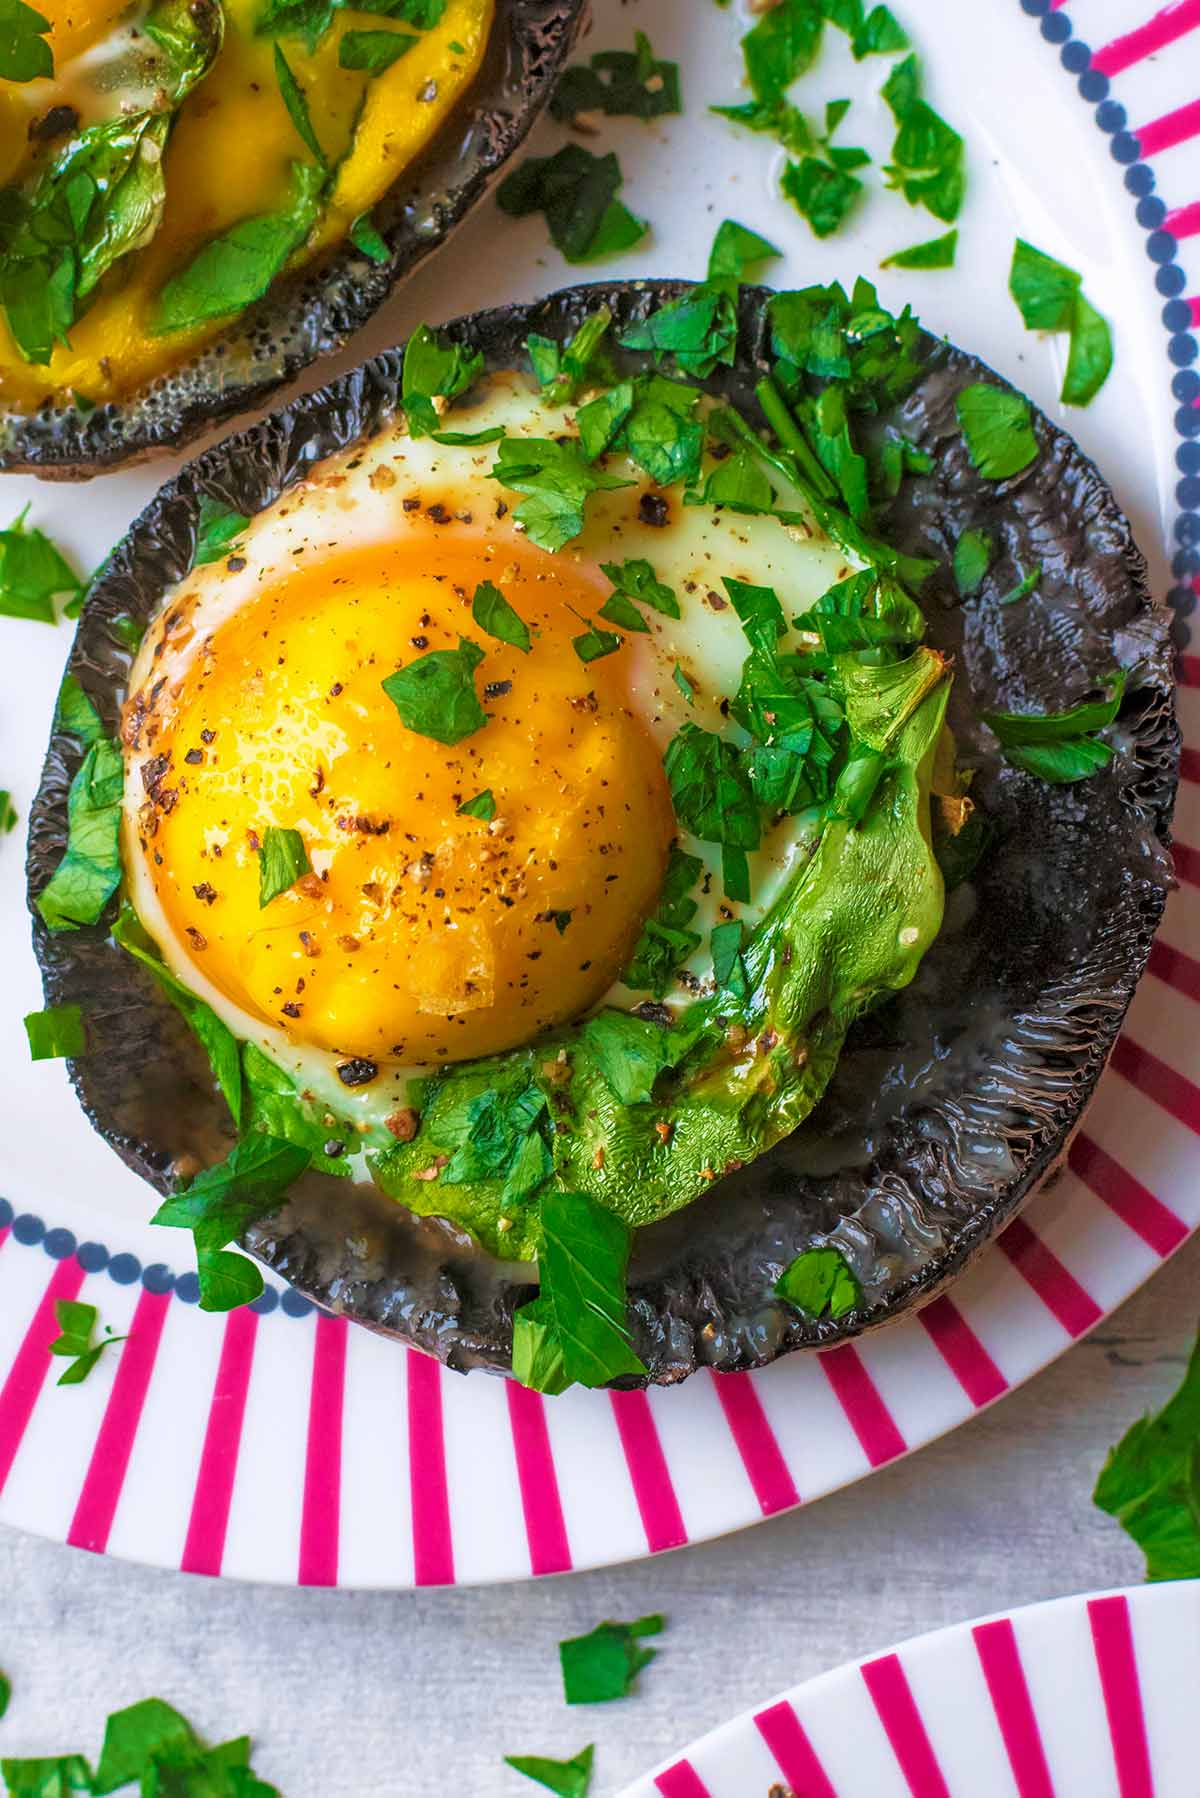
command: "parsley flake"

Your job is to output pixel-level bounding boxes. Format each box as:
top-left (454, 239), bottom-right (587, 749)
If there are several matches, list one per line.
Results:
top-left (622, 846), bottom-right (703, 997)
top-left (457, 789), bottom-right (496, 822)
top-left (48, 1299), bottom-right (127, 1386)
top-left (402, 322), bottom-right (484, 438)
top-left (955, 382), bottom-right (1038, 480)
top-left (1009, 239), bottom-right (1114, 407)
top-left (114, 904), bottom-right (243, 1127)
top-left (382, 636), bottom-right (488, 745)
top-left (152, 1133), bottom-right (311, 1311)
top-left (0, 509), bottom-right (83, 624)
top-left (0, 789), bottom-right (15, 835)
top-left (572, 621), bottom-right (622, 664)
top-left (881, 53), bottom-right (965, 224)
top-left (952, 527), bottom-right (992, 597)
top-left (982, 669), bottom-right (1125, 785)
top-left (273, 43), bottom-right (327, 165)
top-left (35, 735), bottom-right (123, 932)
top-left (551, 29), bottom-right (681, 123)
top-left (194, 495), bottom-right (250, 567)
top-left (496, 144), bottom-right (648, 264)
top-left (560, 1615), bottom-right (664, 1704)
top-left (490, 437), bottom-right (632, 553)
top-left (1094, 1326), bottom-right (1200, 1580)
top-left (154, 161), bottom-right (325, 334)
top-left (24, 1004), bottom-right (86, 1062)
top-left (777, 1244), bottom-right (861, 1317)
top-left (472, 579), bottom-right (531, 653)
top-left (0, 0), bottom-right (52, 80)
top-left (601, 559), bottom-right (679, 620)
top-left (881, 228), bottom-right (957, 270)
top-left (338, 25), bottom-right (417, 70)
top-left (504, 1746), bottom-right (594, 1798)
top-left (706, 218), bottom-right (781, 284)
top-left (511, 1190), bottom-right (644, 1393)
top-left (257, 825), bottom-right (312, 906)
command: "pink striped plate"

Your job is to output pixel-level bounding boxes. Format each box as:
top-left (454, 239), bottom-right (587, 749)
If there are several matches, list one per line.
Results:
top-left (0, 0), bottom-right (1198, 1584)
top-left (623, 1582), bottom-right (1200, 1798)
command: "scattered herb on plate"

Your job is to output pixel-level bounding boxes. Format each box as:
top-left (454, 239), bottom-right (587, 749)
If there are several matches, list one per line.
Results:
top-left (23, 1004), bottom-right (86, 1061)
top-left (0, 510), bottom-right (83, 624)
top-left (1009, 238), bottom-right (1113, 407)
top-left (496, 144), bottom-right (648, 264)
top-left (472, 579), bottom-right (532, 653)
top-left (551, 29), bottom-right (681, 123)
top-left (881, 227), bottom-right (957, 269)
top-left (47, 1299), bottom-right (127, 1386)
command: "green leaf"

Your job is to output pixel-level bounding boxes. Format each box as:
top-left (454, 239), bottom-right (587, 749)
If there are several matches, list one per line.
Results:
top-left (0, 510), bottom-right (82, 624)
top-left (401, 322), bottom-right (484, 438)
top-left (471, 579), bottom-right (531, 653)
top-left (429, 425), bottom-right (505, 446)
top-left (999, 563), bottom-right (1040, 606)
top-left (35, 737), bottom-right (123, 932)
top-left (381, 636), bottom-right (487, 745)
top-left (516, 1189), bottom-right (644, 1389)
top-left (852, 2), bottom-right (907, 55)
top-left (496, 144), bottom-right (647, 265)
top-left (598, 590), bottom-right (648, 634)
top-left (776, 1244), bottom-right (861, 1317)
top-left (618, 285), bottom-right (737, 379)
top-left (673, 665), bottom-right (695, 706)
top-left (1061, 290), bottom-right (1113, 407)
top-left (560, 1615), bottom-right (664, 1704)
top-left (881, 228), bottom-right (957, 269)
top-left (955, 382), bottom-right (1038, 480)
top-left (621, 846), bottom-right (703, 997)
top-left (152, 1134), bottom-right (310, 1311)
top-left (108, 613), bottom-right (147, 653)
top-left (1009, 236), bottom-right (1080, 332)
top-left (881, 54), bottom-right (965, 223)
top-left (742, 0), bottom-right (824, 104)
top-left (257, 825), bottom-right (311, 907)
top-left (94, 1701), bottom-right (199, 1794)
top-left (1, 1755), bottom-right (93, 1796)
top-left (581, 1010), bottom-right (675, 1106)
top-left (240, 1042), bottom-right (355, 1176)
top-left (457, 789), bottom-right (496, 821)
top-left (273, 43), bottom-right (326, 166)
top-left (504, 1746), bottom-right (594, 1798)
top-left (0, 1669), bottom-right (9, 1720)
top-left (0, 788), bottom-right (14, 834)
top-left (665, 724), bottom-right (761, 857)
top-left (54, 674), bottom-right (104, 745)
top-left (551, 29), bottom-right (681, 123)
top-left (0, 0), bottom-right (52, 79)
top-left (349, 212), bottom-right (389, 263)
top-left (24, 1004), bottom-right (86, 1061)
top-left (338, 25), bottom-right (416, 70)
top-left (194, 496), bottom-right (250, 567)
top-left (1094, 1328), bottom-right (1200, 1580)
top-left (48, 1299), bottom-right (126, 1386)
top-left (113, 904), bottom-right (243, 1127)
top-left (706, 218), bottom-right (781, 284)
top-left (572, 622), bottom-right (622, 664)
top-left (600, 557), bottom-right (679, 619)
top-left (782, 154), bottom-right (863, 238)
top-left (1001, 738), bottom-right (1112, 783)
top-left (489, 436), bottom-right (632, 553)
top-left (511, 1297), bottom-right (571, 1397)
top-left (687, 447), bottom-right (775, 515)
top-left (723, 576), bottom-right (786, 659)
top-left (983, 670), bottom-right (1125, 746)
top-left (154, 162), bottom-right (324, 334)
top-left (952, 527), bottom-right (992, 597)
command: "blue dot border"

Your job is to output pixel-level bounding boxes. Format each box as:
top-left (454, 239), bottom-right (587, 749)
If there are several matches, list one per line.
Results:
top-left (5, 5), bottom-right (1196, 1314)
top-left (1021, 0), bottom-right (1199, 644)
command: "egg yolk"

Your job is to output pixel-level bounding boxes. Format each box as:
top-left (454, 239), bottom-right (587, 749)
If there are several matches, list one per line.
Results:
top-left (124, 540), bottom-right (677, 1066)
top-left (0, 0), bottom-right (492, 408)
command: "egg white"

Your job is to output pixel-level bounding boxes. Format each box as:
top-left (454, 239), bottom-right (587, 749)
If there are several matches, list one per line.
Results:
top-left (122, 368), bottom-right (862, 1136)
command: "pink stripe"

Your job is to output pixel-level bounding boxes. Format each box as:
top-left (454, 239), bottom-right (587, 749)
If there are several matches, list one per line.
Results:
top-left (1089, 1595), bottom-right (1155, 1798)
top-left (861, 1654), bottom-right (952, 1798)
top-left (1069, 1133), bottom-right (1190, 1257)
top-left (609, 1389), bottom-right (688, 1552)
top-left (407, 1349), bottom-right (455, 1586)
top-left (1148, 935), bottom-right (1200, 1001)
top-left (1111, 1033), bottom-right (1200, 1132)
top-left (180, 1307), bottom-right (258, 1577)
top-left (710, 1371), bottom-right (801, 1515)
top-left (1188, 296), bottom-right (1200, 329)
top-left (0, 1257), bottom-right (86, 1497)
top-left (504, 1381), bottom-right (572, 1576)
top-left (1136, 96), bottom-right (1200, 158)
top-left (818, 1344), bottom-right (907, 1467)
top-left (918, 1295), bottom-right (1008, 1406)
top-left (653, 1763), bottom-right (713, 1798)
top-left (67, 1288), bottom-right (170, 1553)
top-left (1171, 838), bottom-right (1200, 886)
top-left (1168, 201), bottom-right (1200, 239)
top-left (1093, 0), bottom-right (1200, 75)
top-left (755, 1701), bottom-right (839, 1798)
top-left (995, 1217), bottom-right (1103, 1338)
top-left (297, 1312), bottom-right (345, 1587)
top-left (1178, 649), bottom-right (1200, 684)
top-left (973, 1619), bottom-right (1056, 1798)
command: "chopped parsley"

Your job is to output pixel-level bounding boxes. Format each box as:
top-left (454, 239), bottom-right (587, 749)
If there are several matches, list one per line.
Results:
top-left (438, 1075), bottom-right (554, 1202)
top-left (664, 725), bottom-right (761, 902)
top-left (0, 1670), bottom-right (8, 1720)
top-left (1094, 1325), bottom-right (1200, 1579)
top-left (528, 305), bottom-right (615, 406)
top-left (193, 495), bottom-right (250, 568)
top-left (999, 563), bottom-right (1041, 606)
top-left (273, 42), bottom-right (327, 166)
top-left (0, 790), bottom-right (15, 835)
top-left (511, 1190), bottom-right (644, 1393)
top-left (1009, 238), bottom-right (1113, 407)
top-left (257, 825), bottom-right (312, 906)
top-left (601, 558), bottom-right (679, 619)
top-left (852, 3), bottom-right (908, 56)
top-left (597, 589), bottom-right (649, 634)
top-left (982, 668), bottom-right (1126, 784)
top-left (740, 0), bottom-right (824, 105)
top-left (0, 0), bottom-right (53, 80)
top-left (673, 664), bottom-right (696, 705)
top-left (457, 789), bottom-right (496, 821)
top-left (952, 527), bottom-right (992, 597)
top-left (24, 1004), bottom-right (86, 1062)
top-left (338, 24), bottom-right (416, 69)
top-left (621, 846), bottom-right (703, 997)
top-left (881, 53), bottom-right (965, 224)
top-left (578, 373), bottom-right (705, 486)
top-left (618, 285), bottom-right (736, 380)
top-left (152, 1132), bottom-right (311, 1311)
top-left (496, 144), bottom-right (648, 264)
top-left (114, 904), bottom-right (243, 1126)
top-left (571, 620), bottom-right (622, 664)
top-left (560, 1615), bottom-right (664, 1704)
top-left (35, 735), bottom-right (123, 932)
top-left (504, 1746), bottom-right (594, 1798)
top-left (489, 436), bottom-right (632, 553)
top-left (710, 919), bottom-right (750, 999)
top-left (350, 212), bottom-right (389, 263)
top-left (955, 382), bottom-right (1039, 480)
top-left (154, 161), bottom-right (325, 334)
top-left (472, 579), bottom-right (532, 653)
top-left (0, 510), bottom-right (83, 624)
top-left (782, 155), bottom-right (863, 238)
top-left (0, 1693), bottom-right (278, 1797)
top-left (706, 218), bottom-right (781, 284)
top-left (881, 227), bottom-right (957, 269)
top-left (776, 1244), bottom-right (862, 1317)
top-left (402, 322), bottom-right (484, 437)
top-left (551, 29), bottom-right (681, 123)
top-left (47, 1299), bottom-right (126, 1386)
top-left (382, 637), bottom-right (488, 745)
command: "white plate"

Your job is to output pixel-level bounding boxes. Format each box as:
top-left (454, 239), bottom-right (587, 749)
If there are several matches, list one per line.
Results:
top-left (0, 0), bottom-right (1197, 1586)
top-left (621, 1581), bottom-right (1200, 1798)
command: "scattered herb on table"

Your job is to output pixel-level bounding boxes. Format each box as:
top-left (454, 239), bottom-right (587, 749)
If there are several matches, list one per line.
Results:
top-left (982, 669), bottom-right (1126, 784)
top-left (551, 29), bottom-right (681, 123)
top-left (0, 510), bottom-right (83, 624)
top-left (0, 1668), bottom-right (8, 1720)
top-left (496, 145), bottom-right (648, 265)
top-left (0, 1693), bottom-right (278, 1796)
top-left (777, 1245), bottom-right (862, 1317)
top-left (257, 825), bottom-right (312, 907)
top-left (382, 637), bottom-right (488, 745)
top-left (560, 1616), bottom-right (665, 1705)
top-left (1094, 1327), bottom-right (1200, 1580)
top-left (706, 218), bottom-right (781, 285)
top-left (23, 1004), bottom-right (86, 1061)
top-left (1009, 238), bottom-right (1114, 407)
top-left (504, 1745), bottom-right (594, 1798)
top-left (47, 1299), bottom-right (127, 1386)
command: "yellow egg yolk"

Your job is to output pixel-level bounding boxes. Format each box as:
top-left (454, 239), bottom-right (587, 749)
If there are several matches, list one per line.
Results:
top-left (0, 0), bottom-right (492, 409)
top-left (123, 540), bottom-right (677, 1066)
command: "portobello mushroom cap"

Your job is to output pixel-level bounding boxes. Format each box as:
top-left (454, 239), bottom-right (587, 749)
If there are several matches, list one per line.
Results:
top-left (27, 280), bottom-right (1179, 1384)
top-left (0, 0), bottom-right (587, 481)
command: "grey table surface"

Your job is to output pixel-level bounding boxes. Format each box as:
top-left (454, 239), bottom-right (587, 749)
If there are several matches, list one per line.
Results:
top-left (1, 1232), bottom-right (1192, 1797)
